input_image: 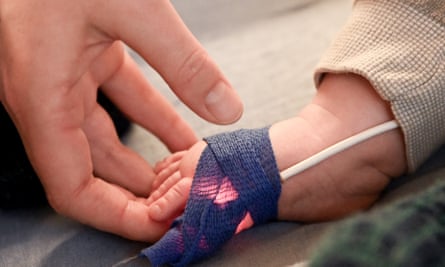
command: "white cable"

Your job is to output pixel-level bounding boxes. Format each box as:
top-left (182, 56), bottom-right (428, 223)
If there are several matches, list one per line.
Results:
top-left (280, 120), bottom-right (399, 181)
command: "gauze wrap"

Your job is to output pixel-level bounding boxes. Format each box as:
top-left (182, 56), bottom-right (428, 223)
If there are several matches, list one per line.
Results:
top-left (141, 127), bottom-right (282, 266)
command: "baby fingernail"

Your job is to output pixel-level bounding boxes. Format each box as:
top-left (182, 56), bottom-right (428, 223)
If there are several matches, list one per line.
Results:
top-left (149, 204), bottom-right (162, 220)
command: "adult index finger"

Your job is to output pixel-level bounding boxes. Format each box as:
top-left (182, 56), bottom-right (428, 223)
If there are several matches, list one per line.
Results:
top-left (89, 0), bottom-right (243, 124)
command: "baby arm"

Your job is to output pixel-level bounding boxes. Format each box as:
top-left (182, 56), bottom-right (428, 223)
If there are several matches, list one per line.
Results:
top-left (147, 73), bottom-right (407, 224)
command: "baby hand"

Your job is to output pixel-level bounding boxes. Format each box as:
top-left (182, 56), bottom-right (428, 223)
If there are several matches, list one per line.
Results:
top-left (147, 141), bottom-right (207, 222)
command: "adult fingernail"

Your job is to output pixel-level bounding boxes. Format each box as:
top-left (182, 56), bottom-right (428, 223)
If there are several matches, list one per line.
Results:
top-left (205, 82), bottom-right (243, 124)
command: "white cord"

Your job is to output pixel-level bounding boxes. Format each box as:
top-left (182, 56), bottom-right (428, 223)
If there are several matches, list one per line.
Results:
top-left (107, 122), bottom-right (398, 266)
top-left (280, 120), bottom-right (399, 181)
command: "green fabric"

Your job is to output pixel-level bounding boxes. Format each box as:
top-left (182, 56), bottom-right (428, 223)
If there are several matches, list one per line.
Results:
top-left (310, 179), bottom-right (445, 267)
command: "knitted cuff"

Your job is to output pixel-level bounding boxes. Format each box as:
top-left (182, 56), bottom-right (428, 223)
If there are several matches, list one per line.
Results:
top-left (314, 0), bottom-right (445, 171)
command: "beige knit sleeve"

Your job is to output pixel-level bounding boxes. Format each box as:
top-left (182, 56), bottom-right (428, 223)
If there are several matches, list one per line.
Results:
top-left (314, 0), bottom-right (445, 172)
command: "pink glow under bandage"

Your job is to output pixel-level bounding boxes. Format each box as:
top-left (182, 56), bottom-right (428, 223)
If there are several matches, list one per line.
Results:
top-left (141, 127), bottom-right (282, 266)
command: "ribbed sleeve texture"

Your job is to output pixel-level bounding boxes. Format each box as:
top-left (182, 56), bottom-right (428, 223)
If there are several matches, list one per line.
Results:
top-left (314, 0), bottom-right (445, 172)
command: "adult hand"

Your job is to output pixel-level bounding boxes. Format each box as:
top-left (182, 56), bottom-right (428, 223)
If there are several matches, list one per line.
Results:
top-left (0, 0), bottom-right (243, 241)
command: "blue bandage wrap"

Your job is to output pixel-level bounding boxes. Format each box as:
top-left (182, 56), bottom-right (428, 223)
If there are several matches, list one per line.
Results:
top-left (141, 127), bottom-right (282, 267)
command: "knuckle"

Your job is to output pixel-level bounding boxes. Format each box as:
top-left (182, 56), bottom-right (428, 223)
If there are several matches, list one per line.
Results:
top-left (47, 178), bottom-right (91, 217)
top-left (176, 178), bottom-right (192, 199)
top-left (163, 183), bottom-right (184, 206)
top-left (149, 190), bottom-right (161, 202)
top-left (171, 183), bottom-right (184, 198)
top-left (177, 49), bottom-right (209, 86)
top-left (157, 182), bottom-right (169, 196)
top-left (46, 194), bottom-right (69, 215)
top-left (155, 197), bottom-right (168, 211)
top-left (152, 176), bottom-right (163, 191)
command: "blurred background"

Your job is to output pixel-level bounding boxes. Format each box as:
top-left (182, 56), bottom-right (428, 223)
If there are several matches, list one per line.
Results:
top-left (125, 0), bottom-right (351, 166)
top-left (0, 1), bottom-right (356, 266)
top-left (4, 1), bottom-right (445, 266)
